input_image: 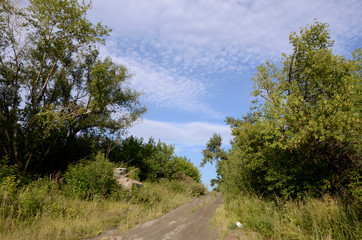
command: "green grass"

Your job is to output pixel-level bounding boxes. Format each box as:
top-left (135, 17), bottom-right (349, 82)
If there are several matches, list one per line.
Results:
top-left (212, 194), bottom-right (361, 240)
top-left (0, 178), bottom-right (206, 240)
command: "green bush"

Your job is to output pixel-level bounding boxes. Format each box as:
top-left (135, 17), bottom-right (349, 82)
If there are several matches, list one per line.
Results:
top-left (0, 178), bottom-right (59, 225)
top-left (63, 152), bottom-right (118, 200)
top-left (0, 156), bottom-right (20, 193)
top-left (189, 181), bottom-right (207, 197)
top-left (109, 136), bottom-right (202, 182)
top-left (166, 156), bottom-right (201, 182)
top-left (165, 178), bottom-right (206, 197)
top-left (169, 179), bottom-right (189, 193)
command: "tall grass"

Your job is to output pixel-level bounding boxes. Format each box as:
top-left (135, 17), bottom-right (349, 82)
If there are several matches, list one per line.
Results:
top-left (0, 178), bottom-right (206, 240)
top-left (213, 194), bottom-right (361, 240)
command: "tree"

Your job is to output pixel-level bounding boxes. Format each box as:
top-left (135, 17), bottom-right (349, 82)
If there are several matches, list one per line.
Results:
top-left (201, 133), bottom-right (227, 188)
top-left (0, 0), bottom-right (146, 174)
top-left (217, 21), bottom-right (361, 199)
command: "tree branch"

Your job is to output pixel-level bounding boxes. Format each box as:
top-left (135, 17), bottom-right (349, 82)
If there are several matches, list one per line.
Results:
top-left (34, 60), bottom-right (57, 106)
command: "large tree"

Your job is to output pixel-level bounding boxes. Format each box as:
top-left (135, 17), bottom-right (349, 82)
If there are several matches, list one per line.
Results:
top-left (0, 0), bottom-right (146, 174)
top-left (205, 21), bottom-right (361, 199)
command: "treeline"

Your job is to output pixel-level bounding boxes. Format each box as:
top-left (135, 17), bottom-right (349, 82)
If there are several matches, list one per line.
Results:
top-left (111, 136), bottom-right (200, 182)
top-left (204, 22), bottom-right (361, 239)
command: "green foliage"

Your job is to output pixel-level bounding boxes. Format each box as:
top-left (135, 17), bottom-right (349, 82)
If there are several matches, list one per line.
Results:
top-left (0, 156), bottom-right (21, 193)
top-left (201, 133), bottom-right (227, 167)
top-left (188, 181), bottom-right (207, 197)
top-left (210, 21), bottom-right (361, 199)
top-left (63, 153), bottom-right (118, 200)
top-left (166, 156), bottom-right (201, 182)
top-left (201, 133), bottom-right (227, 189)
top-left (116, 179), bottom-right (206, 205)
top-left (0, 176), bottom-right (205, 239)
top-left (0, 0), bottom-right (146, 174)
top-left (0, 178), bottom-right (60, 225)
top-left (110, 136), bottom-right (201, 182)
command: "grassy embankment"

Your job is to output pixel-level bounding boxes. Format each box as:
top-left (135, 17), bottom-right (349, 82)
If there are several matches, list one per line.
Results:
top-left (212, 194), bottom-right (361, 240)
top-left (0, 178), bottom-right (206, 240)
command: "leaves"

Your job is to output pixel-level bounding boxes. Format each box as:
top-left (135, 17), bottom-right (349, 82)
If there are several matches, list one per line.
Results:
top-left (217, 21), bottom-right (361, 199)
top-left (0, 0), bottom-right (145, 174)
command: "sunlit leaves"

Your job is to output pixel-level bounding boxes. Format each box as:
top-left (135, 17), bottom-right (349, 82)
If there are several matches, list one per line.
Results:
top-left (0, 0), bottom-right (145, 174)
top-left (219, 21), bottom-right (361, 199)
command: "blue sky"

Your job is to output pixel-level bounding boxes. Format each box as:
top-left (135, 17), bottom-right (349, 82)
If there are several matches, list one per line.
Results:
top-left (88, 0), bottom-right (362, 187)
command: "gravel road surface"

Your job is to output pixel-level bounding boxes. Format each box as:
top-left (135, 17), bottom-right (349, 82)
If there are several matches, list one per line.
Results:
top-left (88, 192), bottom-right (222, 240)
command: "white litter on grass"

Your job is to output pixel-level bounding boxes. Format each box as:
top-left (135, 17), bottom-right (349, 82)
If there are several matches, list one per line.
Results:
top-left (236, 222), bottom-right (243, 228)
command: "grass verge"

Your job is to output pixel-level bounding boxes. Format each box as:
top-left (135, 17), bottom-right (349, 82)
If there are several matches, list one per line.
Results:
top-left (0, 178), bottom-right (206, 240)
top-left (212, 194), bottom-right (361, 240)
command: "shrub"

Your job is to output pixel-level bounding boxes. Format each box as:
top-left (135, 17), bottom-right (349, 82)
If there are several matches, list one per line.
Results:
top-left (110, 136), bottom-right (202, 182)
top-left (0, 156), bottom-right (20, 193)
top-left (0, 178), bottom-right (59, 226)
top-left (63, 152), bottom-right (118, 200)
top-left (166, 156), bottom-right (201, 182)
top-left (189, 181), bottom-right (207, 197)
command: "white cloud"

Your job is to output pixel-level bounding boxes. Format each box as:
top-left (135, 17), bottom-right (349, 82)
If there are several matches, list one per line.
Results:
top-left (99, 48), bottom-right (222, 117)
top-left (91, 0), bottom-right (362, 72)
top-left (90, 0), bottom-right (362, 116)
top-left (127, 119), bottom-right (231, 148)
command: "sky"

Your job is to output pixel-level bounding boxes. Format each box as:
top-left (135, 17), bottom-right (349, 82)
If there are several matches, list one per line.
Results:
top-left (88, 0), bottom-right (362, 188)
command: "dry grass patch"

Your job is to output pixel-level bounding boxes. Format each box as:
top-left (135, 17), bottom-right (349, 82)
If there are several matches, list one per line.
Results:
top-left (212, 193), bottom-right (361, 240)
top-left (0, 180), bottom-right (203, 240)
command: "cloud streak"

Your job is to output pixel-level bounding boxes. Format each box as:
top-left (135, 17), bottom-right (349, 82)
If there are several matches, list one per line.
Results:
top-left (100, 49), bottom-right (222, 117)
top-left (91, 0), bottom-right (362, 71)
top-left (90, 0), bottom-right (362, 116)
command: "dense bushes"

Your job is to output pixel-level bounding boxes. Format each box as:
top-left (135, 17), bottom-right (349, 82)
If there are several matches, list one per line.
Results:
top-left (63, 153), bottom-right (119, 200)
top-left (0, 156), bottom-right (21, 193)
top-left (204, 22), bottom-right (361, 200)
top-left (0, 176), bottom-right (205, 239)
top-left (0, 151), bottom-right (205, 238)
top-left (110, 136), bottom-right (201, 182)
top-left (0, 179), bottom-right (60, 225)
top-left (206, 21), bottom-right (361, 240)
top-left (122, 179), bottom-right (206, 205)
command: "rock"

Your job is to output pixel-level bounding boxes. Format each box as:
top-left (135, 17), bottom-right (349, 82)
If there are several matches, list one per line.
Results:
top-left (113, 168), bottom-right (127, 178)
top-left (236, 222), bottom-right (243, 228)
top-left (113, 168), bottom-right (143, 189)
top-left (116, 177), bottom-right (143, 189)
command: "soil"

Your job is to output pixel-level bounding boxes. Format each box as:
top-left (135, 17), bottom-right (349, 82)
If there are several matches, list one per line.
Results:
top-left (87, 192), bottom-right (223, 240)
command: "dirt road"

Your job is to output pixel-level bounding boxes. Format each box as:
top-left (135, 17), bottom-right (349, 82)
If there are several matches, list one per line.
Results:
top-left (89, 192), bottom-right (222, 240)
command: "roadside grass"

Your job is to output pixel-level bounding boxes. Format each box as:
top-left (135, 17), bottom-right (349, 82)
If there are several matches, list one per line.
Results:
top-left (212, 194), bottom-right (361, 240)
top-left (0, 179), bottom-right (206, 240)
